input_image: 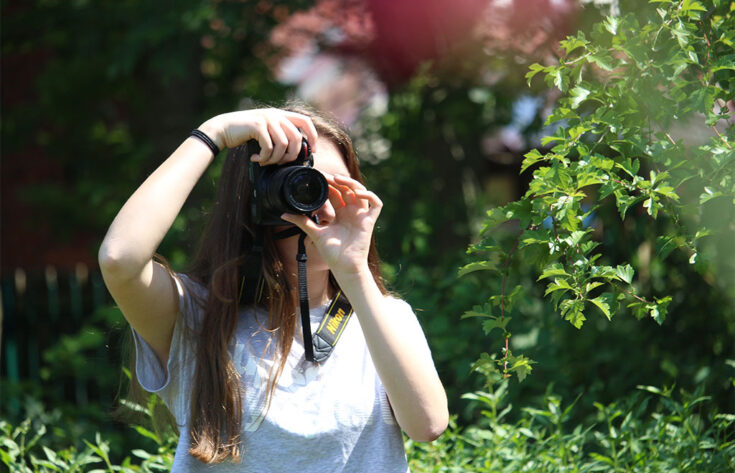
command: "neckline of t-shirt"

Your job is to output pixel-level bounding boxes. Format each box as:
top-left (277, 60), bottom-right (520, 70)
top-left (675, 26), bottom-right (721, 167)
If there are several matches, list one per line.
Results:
top-left (307, 299), bottom-right (333, 322)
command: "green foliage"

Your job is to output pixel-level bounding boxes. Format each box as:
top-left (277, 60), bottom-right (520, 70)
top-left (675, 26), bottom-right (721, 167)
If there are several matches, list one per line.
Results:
top-left (467, 0), bottom-right (735, 380)
top-left (5, 383), bottom-right (733, 472)
top-left (2, 0), bottom-right (295, 263)
top-left (1, 398), bottom-right (176, 473)
top-left (407, 379), bottom-right (735, 473)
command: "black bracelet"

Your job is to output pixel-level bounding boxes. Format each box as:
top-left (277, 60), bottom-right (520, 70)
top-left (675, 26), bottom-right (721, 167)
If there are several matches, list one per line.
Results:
top-left (190, 129), bottom-right (221, 157)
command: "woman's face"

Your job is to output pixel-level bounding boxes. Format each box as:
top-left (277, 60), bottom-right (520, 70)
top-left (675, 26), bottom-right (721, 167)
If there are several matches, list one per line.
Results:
top-left (273, 137), bottom-right (351, 274)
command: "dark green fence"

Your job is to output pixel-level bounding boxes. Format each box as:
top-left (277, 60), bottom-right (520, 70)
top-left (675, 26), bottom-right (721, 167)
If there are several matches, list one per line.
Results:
top-left (1, 264), bottom-right (115, 412)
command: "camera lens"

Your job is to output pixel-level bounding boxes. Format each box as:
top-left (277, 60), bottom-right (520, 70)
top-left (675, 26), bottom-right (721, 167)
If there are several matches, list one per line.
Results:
top-left (256, 162), bottom-right (329, 224)
top-left (289, 173), bottom-right (323, 206)
top-left (283, 168), bottom-right (328, 212)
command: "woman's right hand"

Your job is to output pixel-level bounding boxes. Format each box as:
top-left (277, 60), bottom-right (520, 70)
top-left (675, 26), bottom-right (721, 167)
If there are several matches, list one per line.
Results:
top-left (199, 109), bottom-right (319, 166)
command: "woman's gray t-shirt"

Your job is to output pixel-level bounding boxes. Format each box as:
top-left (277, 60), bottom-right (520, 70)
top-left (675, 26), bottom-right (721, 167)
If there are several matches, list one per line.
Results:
top-left (132, 273), bottom-right (432, 472)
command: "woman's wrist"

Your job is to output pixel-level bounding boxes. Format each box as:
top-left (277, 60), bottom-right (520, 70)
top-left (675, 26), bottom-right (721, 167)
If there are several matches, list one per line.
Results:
top-left (197, 117), bottom-right (226, 152)
top-left (332, 263), bottom-right (374, 290)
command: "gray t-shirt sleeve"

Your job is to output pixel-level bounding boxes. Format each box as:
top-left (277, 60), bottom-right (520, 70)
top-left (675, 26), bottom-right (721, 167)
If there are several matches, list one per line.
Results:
top-left (387, 296), bottom-right (437, 366)
top-left (131, 273), bottom-right (203, 393)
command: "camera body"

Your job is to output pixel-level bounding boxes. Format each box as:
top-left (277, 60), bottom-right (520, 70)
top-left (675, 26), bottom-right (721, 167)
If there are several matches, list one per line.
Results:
top-left (249, 137), bottom-right (328, 226)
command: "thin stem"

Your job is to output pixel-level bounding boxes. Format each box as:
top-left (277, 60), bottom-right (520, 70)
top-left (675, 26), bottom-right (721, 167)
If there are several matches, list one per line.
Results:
top-left (617, 283), bottom-right (650, 304)
top-left (712, 125), bottom-right (732, 149)
top-left (562, 51), bottom-right (592, 66)
top-left (665, 133), bottom-right (677, 147)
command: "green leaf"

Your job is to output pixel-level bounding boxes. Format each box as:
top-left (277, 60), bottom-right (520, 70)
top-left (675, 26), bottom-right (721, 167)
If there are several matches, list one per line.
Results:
top-left (615, 157), bottom-right (640, 177)
top-left (545, 278), bottom-right (573, 296)
top-left (643, 195), bottom-right (659, 218)
top-left (603, 16), bottom-right (619, 35)
top-left (589, 154), bottom-right (615, 171)
top-left (565, 230), bottom-right (590, 247)
top-left (132, 449), bottom-right (151, 459)
top-left (585, 281), bottom-right (604, 293)
top-left (42, 446), bottom-right (58, 464)
top-left (481, 316), bottom-right (512, 335)
top-left (525, 63), bottom-right (546, 86)
top-left (462, 308), bottom-right (492, 319)
top-left (700, 186), bottom-right (723, 204)
top-left (568, 124), bottom-right (590, 140)
top-left (681, 0), bottom-right (707, 13)
top-left (552, 67), bottom-right (564, 91)
top-left (458, 260), bottom-right (499, 277)
top-left (541, 134), bottom-right (565, 146)
top-left (628, 301), bottom-right (648, 320)
top-left (655, 235), bottom-right (678, 261)
top-left (507, 353), bottom-right (535, 382)
top-left (481, 207), bottom-right (511, 233)
top-left (615, 193), bottom-right (642, 219)
top-left (590, 292), bottom-right (617, 321)
top-left (521, 148), bottom-right (546, 173)
top-left (560, 33), bottom-right (588, 54)
top-left (693, 228), bottom-right (711, 241)
top-left (590, 453), bottom-right (615, 466)
top-left (133, 425), bottom-right (161, 444)
top-left (560, 299), bottom-right (586, 329)
top-left (650, 297), bottom-right (672, 325)
top-left (519, 229), bottom-right (553, 248)
top-left (615, 264), bottom-right (634, 284)
top-left (570, 85), bottom-right (591, 109)
top-left (590, 51), bottom-right (615, 71)
top-left (538, 264), bottom-right (570, 281)
top-left (503, 199), bottom-right (533, 228)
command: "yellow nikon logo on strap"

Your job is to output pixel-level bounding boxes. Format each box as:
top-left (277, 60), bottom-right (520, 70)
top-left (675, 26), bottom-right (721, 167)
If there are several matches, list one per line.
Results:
top-left (313, 290), bottom-right (353, 363)
top-left (326, 308), bottom-right (346, 335)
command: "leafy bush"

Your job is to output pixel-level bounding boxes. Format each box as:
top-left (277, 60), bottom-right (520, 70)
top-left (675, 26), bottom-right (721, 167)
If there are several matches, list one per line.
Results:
top-left (5, 380), bottom-right (733, 472)
top-left (462, 0), bottom-right (735, 384)
top-left (1, 397), bottom-right (176, 473)
top-left (407, 379), bottom-right (735, 473)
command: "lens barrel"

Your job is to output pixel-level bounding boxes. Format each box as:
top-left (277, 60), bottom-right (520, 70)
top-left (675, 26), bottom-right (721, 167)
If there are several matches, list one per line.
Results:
top-left (262, 166), bottom-right (328, 215)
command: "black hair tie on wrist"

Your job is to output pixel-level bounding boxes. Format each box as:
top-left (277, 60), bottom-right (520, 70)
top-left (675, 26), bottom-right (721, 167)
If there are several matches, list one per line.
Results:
top-left (190, 129), bottom-right (221, 157)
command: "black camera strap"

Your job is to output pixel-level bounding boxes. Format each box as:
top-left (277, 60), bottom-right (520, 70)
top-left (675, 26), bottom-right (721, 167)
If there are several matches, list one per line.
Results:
top-left (296, 231), bottom-right (314, 361)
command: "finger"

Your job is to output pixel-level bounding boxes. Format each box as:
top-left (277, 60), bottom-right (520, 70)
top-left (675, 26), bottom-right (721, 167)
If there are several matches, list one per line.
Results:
top-left (341, 184), bottom-right (358, 205)
top-left (252, 118), bottom-right (274, 163)
top-left (326, 175), bottom-right (358, 204)
top-left (263, 119), bottom-right (289, 165)
top-left (328, 184), bottom-right (347, 208)
top-left (339, 183), bottom-right (358, 205)
top-left (352, 189), bottom-right (383, 209)
top-left (280, 213), bottom-right (321, 238)
top-left (352, 189), bottom-right (383, 217)
top-left (282, 112), bottom-right (319, 153)
top-left (281, 119), bottom-right (303, 163)
top-left (333, 174), bottom-right (367, 192)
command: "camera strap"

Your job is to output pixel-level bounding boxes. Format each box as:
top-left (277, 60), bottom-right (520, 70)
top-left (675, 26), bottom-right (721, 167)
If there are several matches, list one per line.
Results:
top-left (270, 225), bottom-right (353, 363)
top-left (296, 231), bottom-right (314, 361)
top-left (312, 290), bottom-right (353, 363)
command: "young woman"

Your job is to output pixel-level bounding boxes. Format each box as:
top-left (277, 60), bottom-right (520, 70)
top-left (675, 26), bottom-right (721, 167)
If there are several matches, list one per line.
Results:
top-left (99, 105), bottom-right (448, 471)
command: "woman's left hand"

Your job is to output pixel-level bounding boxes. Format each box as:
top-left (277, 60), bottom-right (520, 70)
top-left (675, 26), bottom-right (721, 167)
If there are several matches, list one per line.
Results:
top-left (280, 174), bottom-right (382, 278)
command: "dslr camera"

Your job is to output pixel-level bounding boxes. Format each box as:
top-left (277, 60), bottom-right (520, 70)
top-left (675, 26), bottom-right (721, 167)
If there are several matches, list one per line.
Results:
top-left (249, 137), bottom-right (328, 225)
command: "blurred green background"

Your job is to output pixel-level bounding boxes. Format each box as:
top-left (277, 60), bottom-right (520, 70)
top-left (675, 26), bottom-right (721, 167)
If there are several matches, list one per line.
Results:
top-left (2, 0), bottom-right (733, 469)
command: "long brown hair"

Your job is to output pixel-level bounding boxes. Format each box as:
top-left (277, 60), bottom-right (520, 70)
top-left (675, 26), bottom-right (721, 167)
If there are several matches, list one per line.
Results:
top-left (181, 103), bottom-right (387, 463)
